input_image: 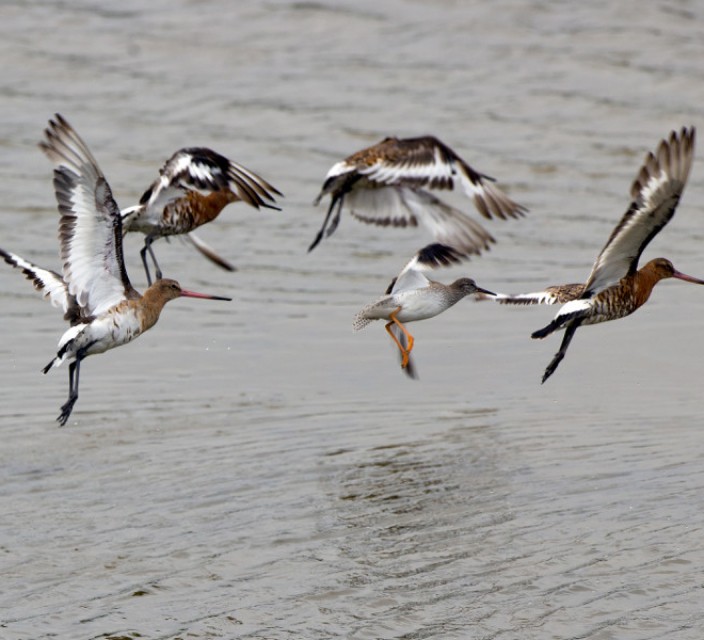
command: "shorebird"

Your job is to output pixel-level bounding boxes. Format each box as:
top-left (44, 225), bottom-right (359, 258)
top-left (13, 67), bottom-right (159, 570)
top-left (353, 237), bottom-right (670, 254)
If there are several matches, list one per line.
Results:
top-left (121, 146), bottom-right (282, 285)
top-left (0, 114), bottom-right (231, 426)
top-left (309, 135), bottom-right (527, 256)
top-left (522, 127), bottom-right (703, 383)
top-left (353, 244), bottom-right (495, 376)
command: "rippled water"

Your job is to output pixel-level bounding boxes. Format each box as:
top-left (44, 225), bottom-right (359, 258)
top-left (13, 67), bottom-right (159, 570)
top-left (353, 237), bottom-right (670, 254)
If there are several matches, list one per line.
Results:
top-left (2, 1), bottom-right (704, 638)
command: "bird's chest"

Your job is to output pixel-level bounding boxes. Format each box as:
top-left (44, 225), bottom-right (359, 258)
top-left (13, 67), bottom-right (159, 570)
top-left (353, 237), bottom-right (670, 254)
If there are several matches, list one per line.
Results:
top-left (588, 284), bottom-right (640, 324)
top-left (161, 191), bottom-right (234, 235)
top-left (158, 198), bottom-right (200, 235)
top-left (81, 307), bottom-right (144, 355)
top-left (396, 289), bottom-right (447, 322)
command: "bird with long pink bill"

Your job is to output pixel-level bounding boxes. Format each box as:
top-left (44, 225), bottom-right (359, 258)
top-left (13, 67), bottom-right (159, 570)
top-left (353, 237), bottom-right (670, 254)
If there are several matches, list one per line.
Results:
top-left (492, 127), bottom-right (703, 383)
top-left (0, 114), bottom-right (231, 426)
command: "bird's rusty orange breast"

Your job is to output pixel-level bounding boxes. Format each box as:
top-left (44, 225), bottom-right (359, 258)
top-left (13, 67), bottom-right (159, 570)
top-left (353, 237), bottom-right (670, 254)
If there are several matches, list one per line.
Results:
top-left (590, 272), bottom-right (654, 321)
top-left (185, 190), bottom-right (238, 226)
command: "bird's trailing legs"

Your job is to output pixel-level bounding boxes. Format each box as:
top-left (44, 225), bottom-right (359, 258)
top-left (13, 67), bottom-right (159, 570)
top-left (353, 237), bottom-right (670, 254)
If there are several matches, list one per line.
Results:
top-left (384, 307), bottom-right (415, 369)
top-left (140, 235), bottom-right (162, 286)
top-left (537, 319), bottom-right (582, 384)
top-left (57, 358), bottom-right (81, 426)
top-left (389, 324), bottom-right (418, 379)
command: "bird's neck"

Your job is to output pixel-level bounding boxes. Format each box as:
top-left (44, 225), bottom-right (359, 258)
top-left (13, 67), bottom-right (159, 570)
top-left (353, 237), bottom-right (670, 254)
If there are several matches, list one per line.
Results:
top-left (630, 265), bottom-right (667, 308)
top-left (136, 289), bottom-right (171, 331)
top-left (445, 284), bottom-right (471, 307)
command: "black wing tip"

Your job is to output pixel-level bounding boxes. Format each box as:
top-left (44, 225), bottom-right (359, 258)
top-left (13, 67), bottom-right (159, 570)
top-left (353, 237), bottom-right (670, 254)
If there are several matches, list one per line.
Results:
top-left (42, 113), bottom-right (73, 142)
top-left (416, 243), bottom-right (466, 267)
top-left (260, 201), bottom-right (282, 212)
top-left (673, 125), bottom-right (696, 142)
top-left (514, 202), bottom-right (530, 216)
top-left (630, 125), bottom-right (698, 200)
top-left (661, 126), bottom-right (696, 155)
top-left (265, 184), bottom-right (285, 199)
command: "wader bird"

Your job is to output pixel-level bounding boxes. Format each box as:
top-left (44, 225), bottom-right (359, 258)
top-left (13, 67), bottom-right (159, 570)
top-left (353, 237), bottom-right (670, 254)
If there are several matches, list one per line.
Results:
top-left (122, 147), bottom-right (282, 285)
top-left (513, 127), bottom-right (702, 383)
top-left (310, 135), bottom-right (526, 256)
top-left (0, 115), bottom-right (231, 425)
top-left (353, 244), bottom-right (494, 376)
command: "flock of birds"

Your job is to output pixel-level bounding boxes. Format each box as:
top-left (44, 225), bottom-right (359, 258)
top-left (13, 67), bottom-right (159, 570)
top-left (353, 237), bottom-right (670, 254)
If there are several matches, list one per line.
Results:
top-left (1, 115), bottom-right (701, 425)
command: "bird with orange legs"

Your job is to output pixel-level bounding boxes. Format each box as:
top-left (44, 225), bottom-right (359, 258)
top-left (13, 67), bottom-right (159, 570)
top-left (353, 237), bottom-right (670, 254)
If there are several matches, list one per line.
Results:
top-left (353, 244), bottom-right (495, 377)
top-left (0, 115), bottom-right (231, 426)
top-left (310, 135), bottom-right (526, 256)
top-left (122, 144), bottom-right (282, 285)
top-left (494, 127), bottom-right (703, 383)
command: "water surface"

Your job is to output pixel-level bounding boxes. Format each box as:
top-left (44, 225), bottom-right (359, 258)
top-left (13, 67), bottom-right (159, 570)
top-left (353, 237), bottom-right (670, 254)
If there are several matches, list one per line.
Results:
top-left (2, 1), bottom-right (704, 638)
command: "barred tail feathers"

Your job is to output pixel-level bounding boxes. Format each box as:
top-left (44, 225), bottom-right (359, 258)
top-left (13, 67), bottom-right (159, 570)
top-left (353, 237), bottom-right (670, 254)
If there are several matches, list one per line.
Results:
top-left (353, 312), bottom-right (375, 331)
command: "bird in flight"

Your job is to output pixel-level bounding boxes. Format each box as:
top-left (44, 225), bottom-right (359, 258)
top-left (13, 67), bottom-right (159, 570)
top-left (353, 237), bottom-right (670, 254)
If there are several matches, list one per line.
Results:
top-left (513, 127), bottom-right (702, 383)
top-left (122, 146), bottom-right (282, 285)
top-left (353, 243), bottom-right (495, 377)
top-left (310, 135), bottom-right (526, 256)
top-left (0, 114), bottom-right (231, 425)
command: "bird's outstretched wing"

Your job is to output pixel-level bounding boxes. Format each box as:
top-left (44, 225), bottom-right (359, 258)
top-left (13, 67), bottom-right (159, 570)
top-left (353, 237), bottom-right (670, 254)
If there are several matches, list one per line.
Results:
top-left (583, 127), bottom-right (695, 296)
top-left (346, 187), bottom-right (495, 257)
top-left (355, 136), bottom-right (526, 220)
top-left (0, 248), bottom-right (87, 324)
top-left (310, 135), bottom-right (525, 252)
top-left (39, 114), bottom-right (136, 316)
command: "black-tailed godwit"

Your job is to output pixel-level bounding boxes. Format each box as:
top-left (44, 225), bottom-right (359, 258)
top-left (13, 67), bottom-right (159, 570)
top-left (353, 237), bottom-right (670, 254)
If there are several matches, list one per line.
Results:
top-left (310, 135), bottom-right (527, 255)
top-left (122, 146), bottom-right (282, 285)
top-left (0, 114), bottom-right (232, 426)
top-left (523, 127), bottom-right (703, 383)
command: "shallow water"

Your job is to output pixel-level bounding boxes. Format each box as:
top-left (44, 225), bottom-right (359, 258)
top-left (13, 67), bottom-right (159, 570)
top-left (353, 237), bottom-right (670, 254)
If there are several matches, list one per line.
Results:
top-left (2, 1), bottom-right (704, 638)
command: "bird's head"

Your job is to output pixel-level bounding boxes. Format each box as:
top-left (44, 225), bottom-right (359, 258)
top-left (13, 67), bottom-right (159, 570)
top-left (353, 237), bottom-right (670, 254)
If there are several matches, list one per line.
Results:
top-left (646, 258), bottom-right (704, 285)
top-left (150, 278), bottom-right (232, 304)
top-left (452, 277), bottom-right (496, 298)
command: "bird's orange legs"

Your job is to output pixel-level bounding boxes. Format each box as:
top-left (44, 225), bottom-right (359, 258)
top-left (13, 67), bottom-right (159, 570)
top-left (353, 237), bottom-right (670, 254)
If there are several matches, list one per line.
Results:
top-left (384, 307), bottom-right (415, 368)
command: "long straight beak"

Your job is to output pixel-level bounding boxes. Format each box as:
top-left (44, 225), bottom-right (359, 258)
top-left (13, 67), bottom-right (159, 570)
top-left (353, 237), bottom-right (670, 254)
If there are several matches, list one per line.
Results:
top-left (673, 270), bottom-right (704, 285)
top-left (476, 287), bottom-right (496, 297)
top-left (180, 289), bottom-right (232, 301)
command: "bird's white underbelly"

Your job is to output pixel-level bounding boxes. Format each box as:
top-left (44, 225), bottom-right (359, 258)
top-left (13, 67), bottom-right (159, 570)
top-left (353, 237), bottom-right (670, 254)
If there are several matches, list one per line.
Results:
top-left (395, 304), bottom-right (442, 322)
top-left (364, 289), bottom-right (448, 323)
top-left (57, 309), bottom-right (143, 362)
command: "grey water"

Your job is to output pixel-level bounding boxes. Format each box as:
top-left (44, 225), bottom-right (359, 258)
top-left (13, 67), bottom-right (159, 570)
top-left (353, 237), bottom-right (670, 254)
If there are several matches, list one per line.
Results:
top-left (2, 1), bottom-right (704, 638)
